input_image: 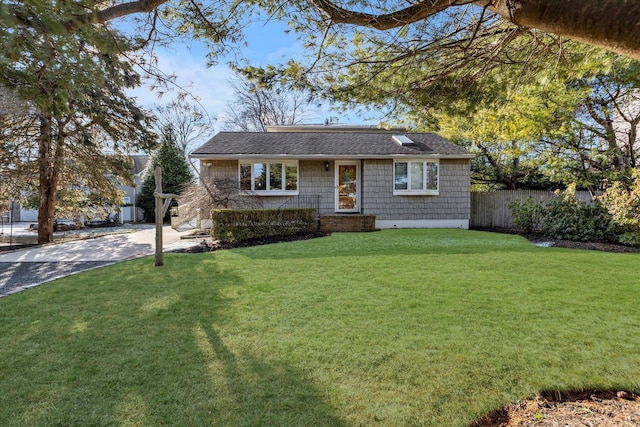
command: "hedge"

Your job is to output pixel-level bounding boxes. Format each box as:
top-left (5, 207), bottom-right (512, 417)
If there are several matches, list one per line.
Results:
top-left (210, 208), bottom-right (317, 243)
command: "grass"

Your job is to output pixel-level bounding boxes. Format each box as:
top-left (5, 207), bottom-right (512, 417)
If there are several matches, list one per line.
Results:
top-left (1, 229), bottom-right (639, 426)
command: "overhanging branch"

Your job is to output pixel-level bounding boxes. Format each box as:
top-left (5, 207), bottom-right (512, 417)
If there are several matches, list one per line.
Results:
top-left (310, 0), bottom-right (471, 30)
top-left (67, 0), bottom-right (170, 30)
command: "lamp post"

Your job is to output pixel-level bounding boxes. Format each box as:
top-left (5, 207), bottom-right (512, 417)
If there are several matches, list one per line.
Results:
top-left (153, 166), bottom-right (178, 267)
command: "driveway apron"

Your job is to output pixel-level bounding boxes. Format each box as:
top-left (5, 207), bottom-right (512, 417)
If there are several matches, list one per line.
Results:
top-left (0, 226), bottom-right (196, 297)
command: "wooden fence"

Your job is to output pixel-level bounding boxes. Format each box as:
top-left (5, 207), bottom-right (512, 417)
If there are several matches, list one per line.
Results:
top-left (470, 190), bottom-right (598, 229)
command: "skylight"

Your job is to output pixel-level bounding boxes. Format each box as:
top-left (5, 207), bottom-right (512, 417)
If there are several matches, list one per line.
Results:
top-left (392, 135), bottom-right (415, 146)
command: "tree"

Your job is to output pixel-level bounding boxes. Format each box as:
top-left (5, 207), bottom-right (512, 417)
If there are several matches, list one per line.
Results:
top-left (528, 55), bottom-right (640, 190)
top-left (136, 126), bottom-right (194, 222)
top-left (306, 1), bottom-right (640, 61)
top-left (419, 53), bottom-right (640, 191)
top-left (241, 2), bottom-right (640, 118)
top-left (1, 2), bottom-right (160, 243)
top-left (222, 72), bottom-right (317, 132)
top-left (0, 0), bottom-right (237, 243)
top-left (4, 0), bottom-right (640, 242)
top-left (570, 64), bottom-right (640, 172)
top-left (3, 1), bottom-right (639, 60)
top-left (154, 99), bottom-right (212, 154)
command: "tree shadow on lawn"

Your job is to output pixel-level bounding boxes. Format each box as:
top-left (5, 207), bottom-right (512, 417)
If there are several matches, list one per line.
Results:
top-left (1, 256), bottom-right (347, 427)
top-left (192, 321), bottom-right (348, 426)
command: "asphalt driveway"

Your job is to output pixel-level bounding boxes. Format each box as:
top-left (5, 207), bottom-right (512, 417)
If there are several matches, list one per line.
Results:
top-left (0, 225), bottom-right (198, 297)
top-left (0, 261), bottom-right (114, 297)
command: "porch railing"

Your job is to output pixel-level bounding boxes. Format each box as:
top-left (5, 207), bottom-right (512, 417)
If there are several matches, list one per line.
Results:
top-left (278, 194), bottom-right (320, 217)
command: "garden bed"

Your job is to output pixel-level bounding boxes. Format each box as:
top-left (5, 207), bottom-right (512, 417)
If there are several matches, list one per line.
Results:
top-left (474, 227), bottom-right (640, 253)
top-left (473, 390), bottom-right (640, 426)
top-left (171, 230), bottom-right (327, 253)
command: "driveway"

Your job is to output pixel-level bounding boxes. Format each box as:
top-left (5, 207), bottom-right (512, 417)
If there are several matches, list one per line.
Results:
top-left (0, 225), bottom-right (198, 297)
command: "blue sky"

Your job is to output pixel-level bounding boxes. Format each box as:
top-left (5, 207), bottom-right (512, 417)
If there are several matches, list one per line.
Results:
top-left (128, 17), bottom-right (372, 131)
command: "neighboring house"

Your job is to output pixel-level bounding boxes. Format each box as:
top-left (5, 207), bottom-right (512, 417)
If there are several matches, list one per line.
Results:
top-left (15, 201), bottom-right (37, 222)
top-left (190, 125), bottom-right (474, 231)
top-left (11, 154), bottom-right (149, 223)
top-left (117, 154), bottom-right (149, 223)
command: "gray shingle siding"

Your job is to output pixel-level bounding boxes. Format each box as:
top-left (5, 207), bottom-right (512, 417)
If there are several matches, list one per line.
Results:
top-left (299, 160), bottom-right (335, 214)
top-left (361, 159), bottom-right (469, 221)
top-left (202, 160), bottom-right (237, 179)
top-left (201, 158), bottom-right (470, 222)
top-left (194, 131), bottom-right (472, 226)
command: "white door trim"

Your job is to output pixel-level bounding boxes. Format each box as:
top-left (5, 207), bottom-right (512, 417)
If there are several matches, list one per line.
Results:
top-left (334, 160), bottom-right (360, 213)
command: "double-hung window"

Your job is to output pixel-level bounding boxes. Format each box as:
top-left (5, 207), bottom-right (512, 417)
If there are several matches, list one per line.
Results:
top-left (239, 161), bottom-right (298, 195)
top-left (393, 160), bottom-right (439, 195)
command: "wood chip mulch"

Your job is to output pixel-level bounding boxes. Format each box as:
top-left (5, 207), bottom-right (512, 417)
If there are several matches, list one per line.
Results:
top-left (472, 390), bottom-right (640, 426)
top-left (170, 231), bottom-right (328, 253)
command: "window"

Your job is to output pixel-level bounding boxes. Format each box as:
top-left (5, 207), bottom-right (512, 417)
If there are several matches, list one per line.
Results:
top-left (240, 161), bottom-right (298, 195)
top-left (393, 160), bottom-right (439, 195)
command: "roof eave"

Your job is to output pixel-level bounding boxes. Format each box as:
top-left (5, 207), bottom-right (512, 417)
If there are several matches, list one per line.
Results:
top-left (190, 153), bottom-right (475, 160)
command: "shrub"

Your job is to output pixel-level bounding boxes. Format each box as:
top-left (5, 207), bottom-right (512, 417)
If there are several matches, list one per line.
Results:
top-left (508, 197), bottom-right (542, 234)
top-left (599, 169), bottom-right (640, 234)
top-left (508, 186), bottom-right (615, 242)
top-left (618, 231), bottom-right (640, 247)
top-left (211, 208), bottom-right (317, 243)
top-left (539, 188), bottom-right (613, 242)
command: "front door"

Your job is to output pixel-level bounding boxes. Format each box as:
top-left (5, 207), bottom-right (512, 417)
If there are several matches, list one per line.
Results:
top-left (335, 161), bottom-right (360, 213)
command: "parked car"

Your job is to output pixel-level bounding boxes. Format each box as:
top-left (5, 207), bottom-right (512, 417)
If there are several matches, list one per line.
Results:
top-left (54, 218), bottom-right (78, 231)
top-left (85, 213), bottom-right (120, 227)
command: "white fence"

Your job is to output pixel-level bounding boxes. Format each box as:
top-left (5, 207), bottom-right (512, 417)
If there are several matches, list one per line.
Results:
top-left (470, 190), bottom-right (598, 229)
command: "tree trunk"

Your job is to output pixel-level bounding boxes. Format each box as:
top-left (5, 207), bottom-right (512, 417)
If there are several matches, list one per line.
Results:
top-left (36, 115), bottom-right (63, 244)
top-left (488, 0), bottom-right (640, 61)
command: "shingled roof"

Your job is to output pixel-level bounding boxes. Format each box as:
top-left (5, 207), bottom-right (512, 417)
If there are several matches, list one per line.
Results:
top-left (190, 132), bottom-right (473, 160)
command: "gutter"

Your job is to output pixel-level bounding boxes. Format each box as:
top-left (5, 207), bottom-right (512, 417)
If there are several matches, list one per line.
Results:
top-left (189, 153), bottom-right (476, 161)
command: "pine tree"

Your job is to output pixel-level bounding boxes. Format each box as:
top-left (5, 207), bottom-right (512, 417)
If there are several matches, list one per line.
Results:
top-left (137, 126), bottom-right (194, 222)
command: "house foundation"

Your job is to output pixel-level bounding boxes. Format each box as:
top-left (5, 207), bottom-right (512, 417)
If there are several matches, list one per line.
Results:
top-left (319, 215), bottom-right (376, 233)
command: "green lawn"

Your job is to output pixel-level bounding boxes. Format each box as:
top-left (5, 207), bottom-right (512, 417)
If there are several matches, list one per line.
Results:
top-left (1, 229), bottom-right (639, 426)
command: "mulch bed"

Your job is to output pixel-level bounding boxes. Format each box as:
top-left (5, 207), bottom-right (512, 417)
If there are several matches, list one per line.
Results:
top-left (472, 390), bottom-right (640, 426)
top-left (170, 231), bottom-right (327, 253)
top-left (476, 227), bottom-right (640, 253)
top-left (545, 239), bottom-right (640, 253)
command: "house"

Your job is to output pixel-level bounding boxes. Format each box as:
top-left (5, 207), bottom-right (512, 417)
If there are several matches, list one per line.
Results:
top-left (189, 125), bottom-right (474, 231)
top-left (10, 154), bottom-right (149, 224)
top-left (117, 154), bottom-right (149, 222)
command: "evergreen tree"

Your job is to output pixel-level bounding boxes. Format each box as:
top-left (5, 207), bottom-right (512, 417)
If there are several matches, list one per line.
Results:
top-left (1, 3), bottom-right (157, 242)
top-left (137, 126), bottom-right (194, 222)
